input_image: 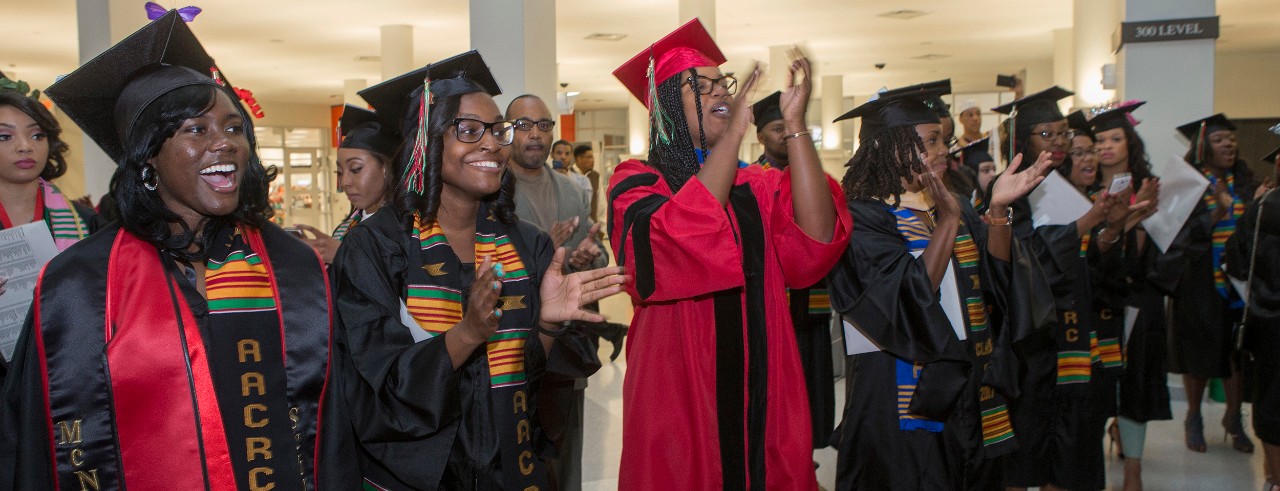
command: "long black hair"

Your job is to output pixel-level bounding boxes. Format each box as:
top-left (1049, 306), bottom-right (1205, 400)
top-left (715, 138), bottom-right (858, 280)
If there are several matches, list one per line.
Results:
top-left (396, 89), bottom-right (517, 227)
top-left (841, 125), bottom-right (928, 205)
top-left (646, 68), bottom-right (705, 192)
top-left (0, 91), bottom-right (70, 181)
top-left (113, 84), bottom-right (274, 261)
top-left (1115, 124), bottom-right (1155, 188)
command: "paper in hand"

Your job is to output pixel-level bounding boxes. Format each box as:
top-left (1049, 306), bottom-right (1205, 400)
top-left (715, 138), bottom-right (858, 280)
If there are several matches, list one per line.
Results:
top-left (0, 221), bottom-right (60, 361)
top-left (1141, 153), bottom-right (1210, 252)
top-left (1028, 171), bottom-right (1094, 228)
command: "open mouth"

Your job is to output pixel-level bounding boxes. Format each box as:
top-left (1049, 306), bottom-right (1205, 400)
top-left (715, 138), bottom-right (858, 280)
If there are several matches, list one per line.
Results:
top-left (466, 160), bottom-right (501, 171)
top-left (198, 163), bottom-right (238, 192)
top-left (710, 101), bottom-right (730, 119)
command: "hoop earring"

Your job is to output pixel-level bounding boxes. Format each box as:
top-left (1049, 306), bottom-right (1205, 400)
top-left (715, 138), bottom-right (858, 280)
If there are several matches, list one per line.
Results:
top-left (140, 164), bottom-right (158, 192)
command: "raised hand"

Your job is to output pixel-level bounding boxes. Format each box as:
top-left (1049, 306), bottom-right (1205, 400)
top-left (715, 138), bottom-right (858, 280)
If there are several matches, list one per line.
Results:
top-left (728, 62), bottom-right (764, 137)
top-left (549, 217), bottom-right (578, 248)
top-left (567, 222), bottom-right (603, 270)
top-left (460, 255), bottom-right (503, 344)
top-left (1125, 178), bottom-right (1160, 231)
top-left (778, 48), bottom-right (812, 130)
top-left (295, 224), bottom-right (340, 264)
top-left (540, 248), bottom-right (627, 324)
top-left (989, 151), bottom-right (1051, 210)
top-left (923, 170), bottom-right (960, 224)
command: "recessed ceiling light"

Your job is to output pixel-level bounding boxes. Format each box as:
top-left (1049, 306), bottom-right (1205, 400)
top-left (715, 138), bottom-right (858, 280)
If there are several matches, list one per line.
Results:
top-left (269, 38), bottom-right (284, 43)
top-left (878, 9), bottom-right (928, 20)
top-left (585, 33), bottom-right (627, 41)
top-left (911, 53), bottom-right (951, 60)
top-left (356, 55), bottom-right (381, 62)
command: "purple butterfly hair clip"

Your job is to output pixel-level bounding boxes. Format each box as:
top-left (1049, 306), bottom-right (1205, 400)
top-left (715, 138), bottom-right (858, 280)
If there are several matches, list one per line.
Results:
top-left (145, 2), bottom-right (202, 22)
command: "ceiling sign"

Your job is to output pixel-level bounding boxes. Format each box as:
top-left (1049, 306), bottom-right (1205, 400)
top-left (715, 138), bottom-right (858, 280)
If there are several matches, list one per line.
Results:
top-left (1113, 16), bottom-right (1219, 52)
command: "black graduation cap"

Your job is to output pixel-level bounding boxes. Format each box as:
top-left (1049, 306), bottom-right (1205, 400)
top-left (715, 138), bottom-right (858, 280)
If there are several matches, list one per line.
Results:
top-left (835, 80), bottom-right (950, 141)
top-left (952, 137), bottom-right (993, 172)
top-left (1089, 101), bottom-right (1145, 134)
top-left (991, 86), bottom-right (1073, 128)
top-left (1176, 113), bottom-right (1235, 141)
top-left (338, 104), bottom-right (400, 158)
top-left (1066, 110), bottom-right (1093, 140)
top-left (752, 91), bottom-right (782, 132)
top-left (358, 50), bottom-right (501, 132)
top-left (882, 79), bottom-right (951, 119)
top-left (44, 11), bottom-right (228, 163)
top-left (1262, 146), bottom-right (1280, 164)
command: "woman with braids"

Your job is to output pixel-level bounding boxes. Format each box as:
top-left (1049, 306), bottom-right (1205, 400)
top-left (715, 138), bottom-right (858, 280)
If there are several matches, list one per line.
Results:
top-left (988, 88), bottom-right (1135, 491)
top-left (324, 51), bottom-right (624, 490)
top-left (608, 19), bottom-right (849, 490)
top-left (825, 81), bottom-right (1051, 490)
top-left (1166, 114), bottom-right (1267, 456)
top-left (296, 105), bottom-right (400, 264)
top-left (2, 12), bottom-right (340, 489)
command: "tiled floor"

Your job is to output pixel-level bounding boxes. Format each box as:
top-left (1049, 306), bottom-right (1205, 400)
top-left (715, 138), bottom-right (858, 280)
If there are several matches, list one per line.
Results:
top-left (580, 290), bottom-right (1268, 490)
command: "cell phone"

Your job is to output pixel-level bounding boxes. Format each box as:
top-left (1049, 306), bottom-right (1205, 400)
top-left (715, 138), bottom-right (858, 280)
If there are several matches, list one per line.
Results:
top-left (284, 226), bottom-right (304, 238)
top-left (996, 74), bottom-right (1018, 88)
top-left (1108, 173), bottom-right (1133, 194)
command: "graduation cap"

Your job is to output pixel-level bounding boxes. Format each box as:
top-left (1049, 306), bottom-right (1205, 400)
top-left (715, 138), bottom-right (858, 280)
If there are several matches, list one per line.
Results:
top-left (44, 10), bottom-right (230, 163)
top-left (952, 137), bottom-right (993, 172)
top-left (991, 86), bottom-right (1073, 127)
top-left (1066, 110), bottom-right (1093, 140)
top-left (358, 50), bottom-right (501, 134)
top-left (338, 104), bottom-right (400, 159)
top-left (358, 50), bottom-right (501, 196)
top-left (752, 91), bottom-right (782, 132)
top-left (1262, 146), bottom-right (1280, 164)
top-left (1089, 101), bottom-right (1145, 134)
top-left (1176, 113), bottom-right (1235, 165)
top-left (613, 18), bottom-right (725, 109)
top-left (835, 80), bottom-right (950, 141)
top-left (882, 79), bottom-right (951, 119)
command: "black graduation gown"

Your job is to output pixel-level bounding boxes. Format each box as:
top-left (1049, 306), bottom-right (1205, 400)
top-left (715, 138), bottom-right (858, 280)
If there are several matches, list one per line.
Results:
top-left (1227, 189), bottom-right (1280, 443)
top-left (1165, 200), bottom-right (1243, 379)
top-left (325, 209), bottom-right (595, 490)
top-left (788, 282), bottom-right (835, 450)
top-left (0, 223), bottom-right (336, 490)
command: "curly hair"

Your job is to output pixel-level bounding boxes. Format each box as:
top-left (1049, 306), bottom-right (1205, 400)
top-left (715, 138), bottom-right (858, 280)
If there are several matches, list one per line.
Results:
top-left (646, 69), bottom-right (706, 192)
top-left (841, 125), bottom-right (927, 206)
top-left (0, 91), bottom-right (70, 181)
top-left (1115, 124), bottom-right (1155, 186)
top-left (113, 84), bottom-right (274, 261)
top-left (396, 90), bottom-right (517, 227)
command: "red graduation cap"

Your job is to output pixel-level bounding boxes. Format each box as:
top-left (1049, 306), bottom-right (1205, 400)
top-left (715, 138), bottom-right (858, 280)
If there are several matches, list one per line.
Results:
top-left (613, 18), bottom-right (725, 109)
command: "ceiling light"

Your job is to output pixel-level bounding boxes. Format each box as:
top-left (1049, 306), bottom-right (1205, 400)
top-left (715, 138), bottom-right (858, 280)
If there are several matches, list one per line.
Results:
top-left (356, 55), bottom-right (381, 62)
top-left (566, 91), bottom-right (581, 96)
top-left (911, 53), bottom-right (951, 60)
top-left (585, 33), bottom-right (627, 41)
top-left (878, 9), bottom-right (928, 20)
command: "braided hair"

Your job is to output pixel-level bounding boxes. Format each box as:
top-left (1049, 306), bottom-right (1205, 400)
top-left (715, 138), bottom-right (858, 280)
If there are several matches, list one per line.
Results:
top-left (841, 125), bottom-right (927, 206)
top-left (647, 69), bottom-right (707, 192)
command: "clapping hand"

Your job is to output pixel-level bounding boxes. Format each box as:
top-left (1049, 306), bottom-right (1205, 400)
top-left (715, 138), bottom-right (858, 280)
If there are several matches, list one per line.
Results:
top-left (549, 217), bottom-right (578, 248)
top-left (989, 151), bottom-right (1052, 210)
top-left (539, 248), bottom-right (627, 325)
top-left (567, 222), bottom-right (603, 270)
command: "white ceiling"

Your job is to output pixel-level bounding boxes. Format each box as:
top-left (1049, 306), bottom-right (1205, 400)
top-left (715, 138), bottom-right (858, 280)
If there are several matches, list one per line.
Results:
top-left (3, 0), bottom-right (1278, 111)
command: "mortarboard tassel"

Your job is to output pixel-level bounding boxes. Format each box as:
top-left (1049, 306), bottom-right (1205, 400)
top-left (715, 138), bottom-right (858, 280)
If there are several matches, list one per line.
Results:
top-left (403, 78), bottom-right (431, 196)
top-left (647, 56), bottom-right (673, 147)
top-left (1196, 121), bottom-right (1207, 166)
top-left (1007, 106), bottom-right (1018, 162)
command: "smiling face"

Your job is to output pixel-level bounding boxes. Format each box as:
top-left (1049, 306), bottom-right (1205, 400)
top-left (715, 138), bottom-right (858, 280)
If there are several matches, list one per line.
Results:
top-left (507, 96), bottom-right (553, 170)
top-left (0, 105), bottom-right (49, 187)
top-left (440, 92), bottom-right (510, 199)
top-left (959, 107), bottom-right (981, 133)
top-left (336, 147), bottom-right (388, 213)
top-left (916, 122), bottom-right (949, 175)
top-left (1207, 129), bottom-right (1238, 171)
top-left (149, 90), bottom-right (249, 229)
top-left (1094, 127), bottom-right (1129, 170)
top-left (680, 66), bottom-right (731, 150)
top-left (1068, 134), bottom-right (1098, 189)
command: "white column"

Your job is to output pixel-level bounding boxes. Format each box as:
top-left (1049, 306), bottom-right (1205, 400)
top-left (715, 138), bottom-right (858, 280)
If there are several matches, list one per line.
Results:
top-left (678, 0), bottom-right (716, 38)
top-left (628, 98), bottom-right (649, 157)
top-left (469, 0), bottom-right (558, 112)
top-left (1053, 28), bottom-right (1076, 109)
top-left (1117, 0), bottom-right (1215, 170)
top-left (381, 25), bottom-right (413, 80)
top-left (72, 0), bottom-right (147, 202)
top-left (343, 79), bottom-right (367, 107)
top-left (1074, 0), bottom-right (1120, 108)
top-left (820, 75), bottom-right (843, 151)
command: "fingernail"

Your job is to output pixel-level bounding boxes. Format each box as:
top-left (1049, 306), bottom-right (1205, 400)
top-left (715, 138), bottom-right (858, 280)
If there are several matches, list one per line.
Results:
top-left (492, 281), bottom-right (501, 290)
top-left (493, 309), bottom-right (503, 318)
top-left (493, 263), bottom-right (504, 275)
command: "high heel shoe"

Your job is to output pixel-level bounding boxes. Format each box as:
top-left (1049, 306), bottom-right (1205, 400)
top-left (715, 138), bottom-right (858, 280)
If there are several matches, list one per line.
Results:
top-left (1185, 413), bottom-right (1207, 453)
top-left (1223, 413), bottom-right (1256, 453)
top-left (1108, 419), bottom-right (1126, 460)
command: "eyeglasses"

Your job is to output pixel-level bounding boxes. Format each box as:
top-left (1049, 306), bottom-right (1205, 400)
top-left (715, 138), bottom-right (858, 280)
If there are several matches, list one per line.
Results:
top-left (1033, 130), bottom-right (1071, 141)
top-left (1069, 148), bottom-right (1100, 159)
top-left (686, 74), bottom-right (737, 95)
top-left (452, 118), bottom-right (514, 145)
top-left (512, 118), bottom-right (556, 132)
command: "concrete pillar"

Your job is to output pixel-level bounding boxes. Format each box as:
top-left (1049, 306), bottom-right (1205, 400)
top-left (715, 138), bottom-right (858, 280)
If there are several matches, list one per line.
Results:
top-left (1053, 28), bottom-right (1076, 109)
top-left (820, 75), bottom-right (843, 151)
top-left (1074, 0), bottom-right (1120, 108)
top-left (469, 0), bottom-right (558, 112)
top-left (678, 0), bottom-right (716, 38)
top-left (72, 0), bottom-right (147, 202)
top-left (1117, 0), bottom-right (1215, 170)
top-left (380, 25), bottom-right (413, 81)
top-left (628, 98), bottom-right (649, 157)
top-left (344, 79), bottom-right (367, 107)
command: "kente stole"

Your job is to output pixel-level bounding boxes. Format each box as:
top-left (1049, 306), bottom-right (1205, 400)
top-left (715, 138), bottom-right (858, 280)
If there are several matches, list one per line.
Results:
top-left (1203, 171), bottom-right (1245, 308)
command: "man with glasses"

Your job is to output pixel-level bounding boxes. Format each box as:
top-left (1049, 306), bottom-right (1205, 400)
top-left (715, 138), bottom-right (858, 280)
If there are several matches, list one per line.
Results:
top-left (505, 93), bottom-right (611, 491)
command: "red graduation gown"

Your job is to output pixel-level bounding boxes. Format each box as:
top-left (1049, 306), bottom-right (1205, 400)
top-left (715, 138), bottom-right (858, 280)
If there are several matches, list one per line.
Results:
top-left (607, 160), bottom-right (851, 490)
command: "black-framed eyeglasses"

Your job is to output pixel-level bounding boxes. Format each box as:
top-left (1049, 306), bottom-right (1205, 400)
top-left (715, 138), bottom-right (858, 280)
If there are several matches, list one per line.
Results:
top-left (1033, 130), bottom-right (1071, 141)
top-left (512, 118), bottom-right (556, 132)
top-left (1069, 148), bottom-right (1100, 159)
top-left (452, 118), bottom-right (514, 145)
top-left (686, 74), bottom-right (737, 95)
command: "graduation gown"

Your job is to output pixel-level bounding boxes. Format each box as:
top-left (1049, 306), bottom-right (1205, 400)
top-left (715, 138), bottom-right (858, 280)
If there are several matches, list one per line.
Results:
top-left (1226, 189), bottom-right (1280, 444)
top-left (1166, 198), bottom-right (1245, 379)
top-left (787, 283), bottom-right (835, 450)
top-left (0, 223), bottom-right (336, 491)
top-left (325, 207), bottom-right (594, 490)
top-left (607, 160), bottom-right (851, 491)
